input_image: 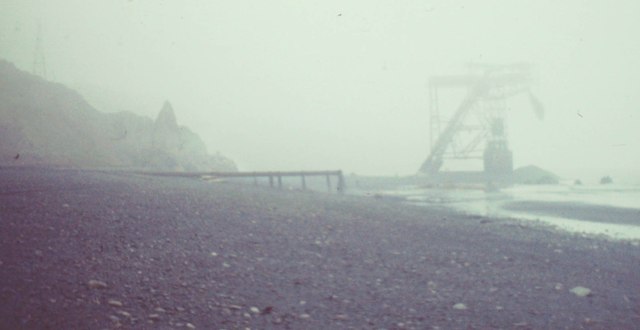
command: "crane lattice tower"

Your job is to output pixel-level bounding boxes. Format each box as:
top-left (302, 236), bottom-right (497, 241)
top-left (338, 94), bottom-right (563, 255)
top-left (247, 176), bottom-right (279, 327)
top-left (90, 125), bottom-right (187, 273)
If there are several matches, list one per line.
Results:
top-left (419, 63), bottom-right (544, 176)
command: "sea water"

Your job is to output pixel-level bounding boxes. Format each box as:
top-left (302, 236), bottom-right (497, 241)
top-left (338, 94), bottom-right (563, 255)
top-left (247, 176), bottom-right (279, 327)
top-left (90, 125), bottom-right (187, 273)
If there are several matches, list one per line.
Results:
top-left (393, 183), bottom-right (640, 241)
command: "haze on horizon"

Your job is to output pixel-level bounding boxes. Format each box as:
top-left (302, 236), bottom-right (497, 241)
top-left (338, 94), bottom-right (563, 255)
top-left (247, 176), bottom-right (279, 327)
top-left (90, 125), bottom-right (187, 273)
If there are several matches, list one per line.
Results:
top-left (1, 0), bottom-right (639, 183)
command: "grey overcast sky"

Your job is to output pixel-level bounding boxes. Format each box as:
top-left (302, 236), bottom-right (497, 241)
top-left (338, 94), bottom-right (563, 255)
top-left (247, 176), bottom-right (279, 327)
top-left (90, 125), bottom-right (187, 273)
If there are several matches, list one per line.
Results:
top-left (1, 0), bottom-right (639, 182)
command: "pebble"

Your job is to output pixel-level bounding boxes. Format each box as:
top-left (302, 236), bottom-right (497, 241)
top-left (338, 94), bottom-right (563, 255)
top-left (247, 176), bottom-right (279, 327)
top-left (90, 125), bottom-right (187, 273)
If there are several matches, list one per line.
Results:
top-left (334, 314), bottom-right (349, 320)
top-left (87, 280), bottom-right (108, 289)
top-left (186, 322), bottom-right (196, 329)
top-left (299, 313), bottom-right (311, 319)
top-left (148, 313), bottom-right (161, 320)
top-left (210, 252), bottom-right (218, 257)
top-left (116, 310), bottom-right (131, 318)
top-left (249, 306), bottom-right (260, 314)
top-left (262, 306), bottom-right (273, 315)
top-left (109, 315), bottom-right (121, 323)
top-left (570, 286), bottom-right (592, 297)
top-left (154, 307), bottom-right (166, 313)
top-left (108, 299), bottom-right (123, 307)
top-left (453, 303), bottom-right (467, 310)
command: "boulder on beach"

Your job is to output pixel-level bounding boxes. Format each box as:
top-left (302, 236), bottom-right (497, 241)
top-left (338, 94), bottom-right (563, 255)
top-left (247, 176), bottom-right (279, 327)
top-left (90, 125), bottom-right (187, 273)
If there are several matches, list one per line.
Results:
top-left (600, 176), bottom-right (613, 184)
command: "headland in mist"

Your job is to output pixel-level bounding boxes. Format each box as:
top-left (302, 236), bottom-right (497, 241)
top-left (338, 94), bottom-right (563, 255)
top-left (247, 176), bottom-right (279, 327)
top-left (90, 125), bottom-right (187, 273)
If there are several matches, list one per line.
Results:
top-left (0, 59), bottom-right (235, 172)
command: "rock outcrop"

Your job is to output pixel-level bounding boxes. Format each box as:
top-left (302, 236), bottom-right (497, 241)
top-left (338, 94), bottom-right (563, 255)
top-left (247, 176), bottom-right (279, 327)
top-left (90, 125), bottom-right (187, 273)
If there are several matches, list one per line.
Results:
top-left (512, 165), bottom-right (559, 184)
top-left (0, 59), bottom-right (236, 171)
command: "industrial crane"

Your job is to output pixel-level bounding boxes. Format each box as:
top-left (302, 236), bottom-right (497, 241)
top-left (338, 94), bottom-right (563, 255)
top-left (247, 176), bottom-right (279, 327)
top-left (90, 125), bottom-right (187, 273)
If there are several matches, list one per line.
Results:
top-left (418, 63), bottom-right (544, 175)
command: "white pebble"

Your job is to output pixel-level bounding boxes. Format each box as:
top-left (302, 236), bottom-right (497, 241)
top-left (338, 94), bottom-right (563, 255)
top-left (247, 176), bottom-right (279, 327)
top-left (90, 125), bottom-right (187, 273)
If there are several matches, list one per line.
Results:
top-left (87, 280), bottom-right (108, 289)
top-left (453, 303), bottom-right (467, 310)
top-left (570, 286), bottom-right (592, 297)
top-left (116, 310), bottom-right (131, 318)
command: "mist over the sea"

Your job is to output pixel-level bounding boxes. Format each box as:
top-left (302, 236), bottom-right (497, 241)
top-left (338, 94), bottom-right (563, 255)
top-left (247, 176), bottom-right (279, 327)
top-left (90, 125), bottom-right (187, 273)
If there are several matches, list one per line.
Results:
top-left (2, 0), bottom-right (639, 182)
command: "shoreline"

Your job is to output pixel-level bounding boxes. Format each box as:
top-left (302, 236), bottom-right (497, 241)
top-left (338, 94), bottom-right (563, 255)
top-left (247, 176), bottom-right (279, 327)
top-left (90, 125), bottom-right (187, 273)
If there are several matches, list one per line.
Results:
top-left (361, 185), bottom-right (640, 242)
top-left (1, 167), bottom-right (639, 328)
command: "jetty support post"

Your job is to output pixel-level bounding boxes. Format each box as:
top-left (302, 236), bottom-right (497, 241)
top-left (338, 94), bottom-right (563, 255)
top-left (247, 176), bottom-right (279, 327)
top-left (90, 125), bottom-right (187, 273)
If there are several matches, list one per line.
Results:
top-left (301, 174), bottom-right (307, 190)
top-left (336, 170), bottom-right (345, 193)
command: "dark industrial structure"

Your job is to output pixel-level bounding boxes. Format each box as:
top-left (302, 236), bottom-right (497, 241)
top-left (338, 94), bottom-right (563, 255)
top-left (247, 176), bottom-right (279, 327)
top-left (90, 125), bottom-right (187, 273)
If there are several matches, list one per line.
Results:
top-left (419, 63), bottom-right (544, 181)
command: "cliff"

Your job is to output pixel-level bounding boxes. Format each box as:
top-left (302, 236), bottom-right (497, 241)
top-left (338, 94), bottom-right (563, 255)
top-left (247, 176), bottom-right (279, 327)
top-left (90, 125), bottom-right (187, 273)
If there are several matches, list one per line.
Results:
top-left (0, 59), bottom-right (236, 171)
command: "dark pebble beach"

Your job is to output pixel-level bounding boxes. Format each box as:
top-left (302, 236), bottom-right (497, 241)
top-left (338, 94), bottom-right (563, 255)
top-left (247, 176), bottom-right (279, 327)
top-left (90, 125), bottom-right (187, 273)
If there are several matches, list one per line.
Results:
top-left (1, 167), bottom-right (639, 329)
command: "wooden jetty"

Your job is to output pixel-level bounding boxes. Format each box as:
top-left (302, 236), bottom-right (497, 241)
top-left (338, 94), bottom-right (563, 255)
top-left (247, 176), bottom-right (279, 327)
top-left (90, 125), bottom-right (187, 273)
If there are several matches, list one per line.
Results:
top-left (136, 170), bottom-right (346, 193)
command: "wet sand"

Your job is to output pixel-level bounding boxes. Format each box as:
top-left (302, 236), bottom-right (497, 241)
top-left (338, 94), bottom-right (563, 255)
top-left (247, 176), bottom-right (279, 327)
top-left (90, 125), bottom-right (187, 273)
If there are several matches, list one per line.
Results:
top-left (1, 167), bottom-right (639, 329)
top-left (503, 200), bottom-right (640, 226)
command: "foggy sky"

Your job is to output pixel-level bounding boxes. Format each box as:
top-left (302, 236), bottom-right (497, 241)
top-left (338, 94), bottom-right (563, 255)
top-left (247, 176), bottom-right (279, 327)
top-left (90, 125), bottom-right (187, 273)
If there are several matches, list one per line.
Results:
top-left (1, 0), bottom-right (639, 182)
